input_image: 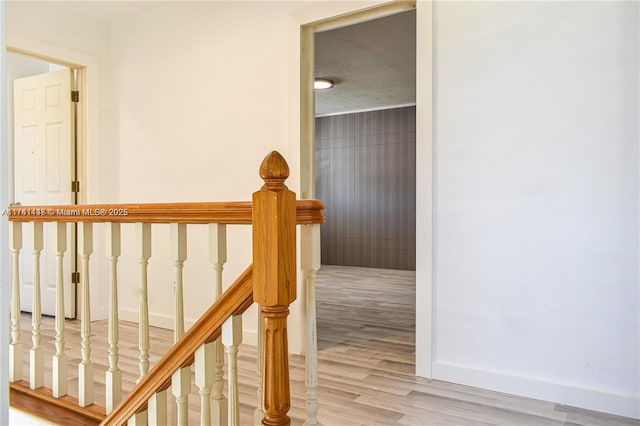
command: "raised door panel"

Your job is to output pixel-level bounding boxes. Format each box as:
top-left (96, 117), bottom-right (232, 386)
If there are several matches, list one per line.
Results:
top-left (14, 69), bottom-right (76, 317)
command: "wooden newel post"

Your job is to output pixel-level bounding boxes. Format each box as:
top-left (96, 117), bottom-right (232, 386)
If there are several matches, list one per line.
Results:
top-left (253, 151), bottom-right (297, 426)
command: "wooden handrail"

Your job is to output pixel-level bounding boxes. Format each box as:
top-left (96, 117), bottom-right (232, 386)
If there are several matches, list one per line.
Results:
top-left (6, 199), bottom-right (325, 224)
top-left (100, 266), bottom-right (255, 426)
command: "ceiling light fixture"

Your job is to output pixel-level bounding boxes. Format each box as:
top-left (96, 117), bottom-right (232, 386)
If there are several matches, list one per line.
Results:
top-left (314, 78), bottom-right (335, 90)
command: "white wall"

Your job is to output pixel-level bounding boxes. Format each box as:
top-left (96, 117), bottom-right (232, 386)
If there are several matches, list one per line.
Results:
top-left (110, 1), bottom-right (318, 350)
top-left (432, 1), bottom-right (639, 418)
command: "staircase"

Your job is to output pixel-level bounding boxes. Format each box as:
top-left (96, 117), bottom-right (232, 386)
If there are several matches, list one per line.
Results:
top-left (7, 151), bottom-right (325, 425)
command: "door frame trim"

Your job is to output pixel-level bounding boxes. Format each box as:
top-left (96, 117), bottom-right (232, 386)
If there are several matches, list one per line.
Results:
top-left (6, 33), bottom-right (99, 205)
top-left (293, 0), bottom-right (434, 378)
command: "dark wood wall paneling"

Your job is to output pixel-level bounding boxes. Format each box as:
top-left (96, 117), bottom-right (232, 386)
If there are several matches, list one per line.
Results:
top-left (316, 106), bottom-right (416, 270)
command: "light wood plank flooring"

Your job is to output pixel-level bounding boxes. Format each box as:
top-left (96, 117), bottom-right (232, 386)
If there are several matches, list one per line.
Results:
top-left (17, 264), bottom-right (639, 425)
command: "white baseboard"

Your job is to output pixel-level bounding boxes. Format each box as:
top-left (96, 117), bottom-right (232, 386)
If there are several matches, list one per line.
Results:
top-left (242, 328), bottom-right (258, 347)
top-left (432, 361), bottom-right (640, 420)
top-left (120, 309), bottom-right (176, 330)
top-left (119, 308), bottom-right (259, 346)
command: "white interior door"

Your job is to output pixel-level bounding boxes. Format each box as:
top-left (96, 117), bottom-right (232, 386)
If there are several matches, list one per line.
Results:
top-left (14, 69), bottom-right (77, 318)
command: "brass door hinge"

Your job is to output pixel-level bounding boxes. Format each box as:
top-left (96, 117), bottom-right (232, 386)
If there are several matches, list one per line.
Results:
top-left (72, 272), bottom-right (80, 284)
top-left (71, 180), bottom-right (80, 193)
top-left (71, 90), bottom-right (80, 103)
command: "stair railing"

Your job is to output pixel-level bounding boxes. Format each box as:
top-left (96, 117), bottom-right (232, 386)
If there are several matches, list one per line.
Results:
top-left (7, 151), bottom-right (325, 425)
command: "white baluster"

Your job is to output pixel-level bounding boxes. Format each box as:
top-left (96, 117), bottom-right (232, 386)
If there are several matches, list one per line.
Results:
top-left (209, 223), bottom-right (228, 425)
top-left (78, 222), bottom-right (93, 407)
top-left (148, 389), bottom-right (168, 426)
top-left (52, 222), bottom-right (67, 397)
top-left (171, 223), bottom-right (189, 426)
top-left (172, 367), bottom-right (190, 426)
top-left (195, 342), bottom-right (215, 426)
top-left (223, 315), bottom-right (242, 426)
top-left (302, 224), bottom-right (321, 425)
top-left (9, 222), bottom-right (22, 382)
top-left (254, 307), bottom-right (264, 426)
top-left (106, 223), bottom-right (122, 413)
top-left (30, 222), bottom-right (44, 389)
top-left (171, 223), bottom-right (187, 340)
top-left (137, 222), bottom-right (151, 382)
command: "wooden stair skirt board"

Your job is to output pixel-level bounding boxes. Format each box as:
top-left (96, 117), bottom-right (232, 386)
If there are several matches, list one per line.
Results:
top-left (10, 380), bottom-right (105, 425)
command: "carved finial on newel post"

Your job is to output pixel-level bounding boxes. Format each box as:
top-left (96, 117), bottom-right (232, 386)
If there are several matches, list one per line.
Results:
top-left (253, 151), bottom-right (296, 426)
top-left (259, 151), bottom-right (290, 188)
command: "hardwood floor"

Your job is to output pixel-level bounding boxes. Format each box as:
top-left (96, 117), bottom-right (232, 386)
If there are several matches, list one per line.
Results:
top-left (17, 264), bottom-right (639, 425)
top-left (313, 265), bottom-right (639, 426)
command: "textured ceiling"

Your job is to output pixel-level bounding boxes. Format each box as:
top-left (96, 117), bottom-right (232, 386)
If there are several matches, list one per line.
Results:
top-left (315, 9), bottom-right (416, 117)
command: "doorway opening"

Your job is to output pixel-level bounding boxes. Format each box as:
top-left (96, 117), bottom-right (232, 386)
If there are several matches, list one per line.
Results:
top-left (304, 5), bottom-right (418, 372)
top-left (7, 51), bottom-right (79, 319)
